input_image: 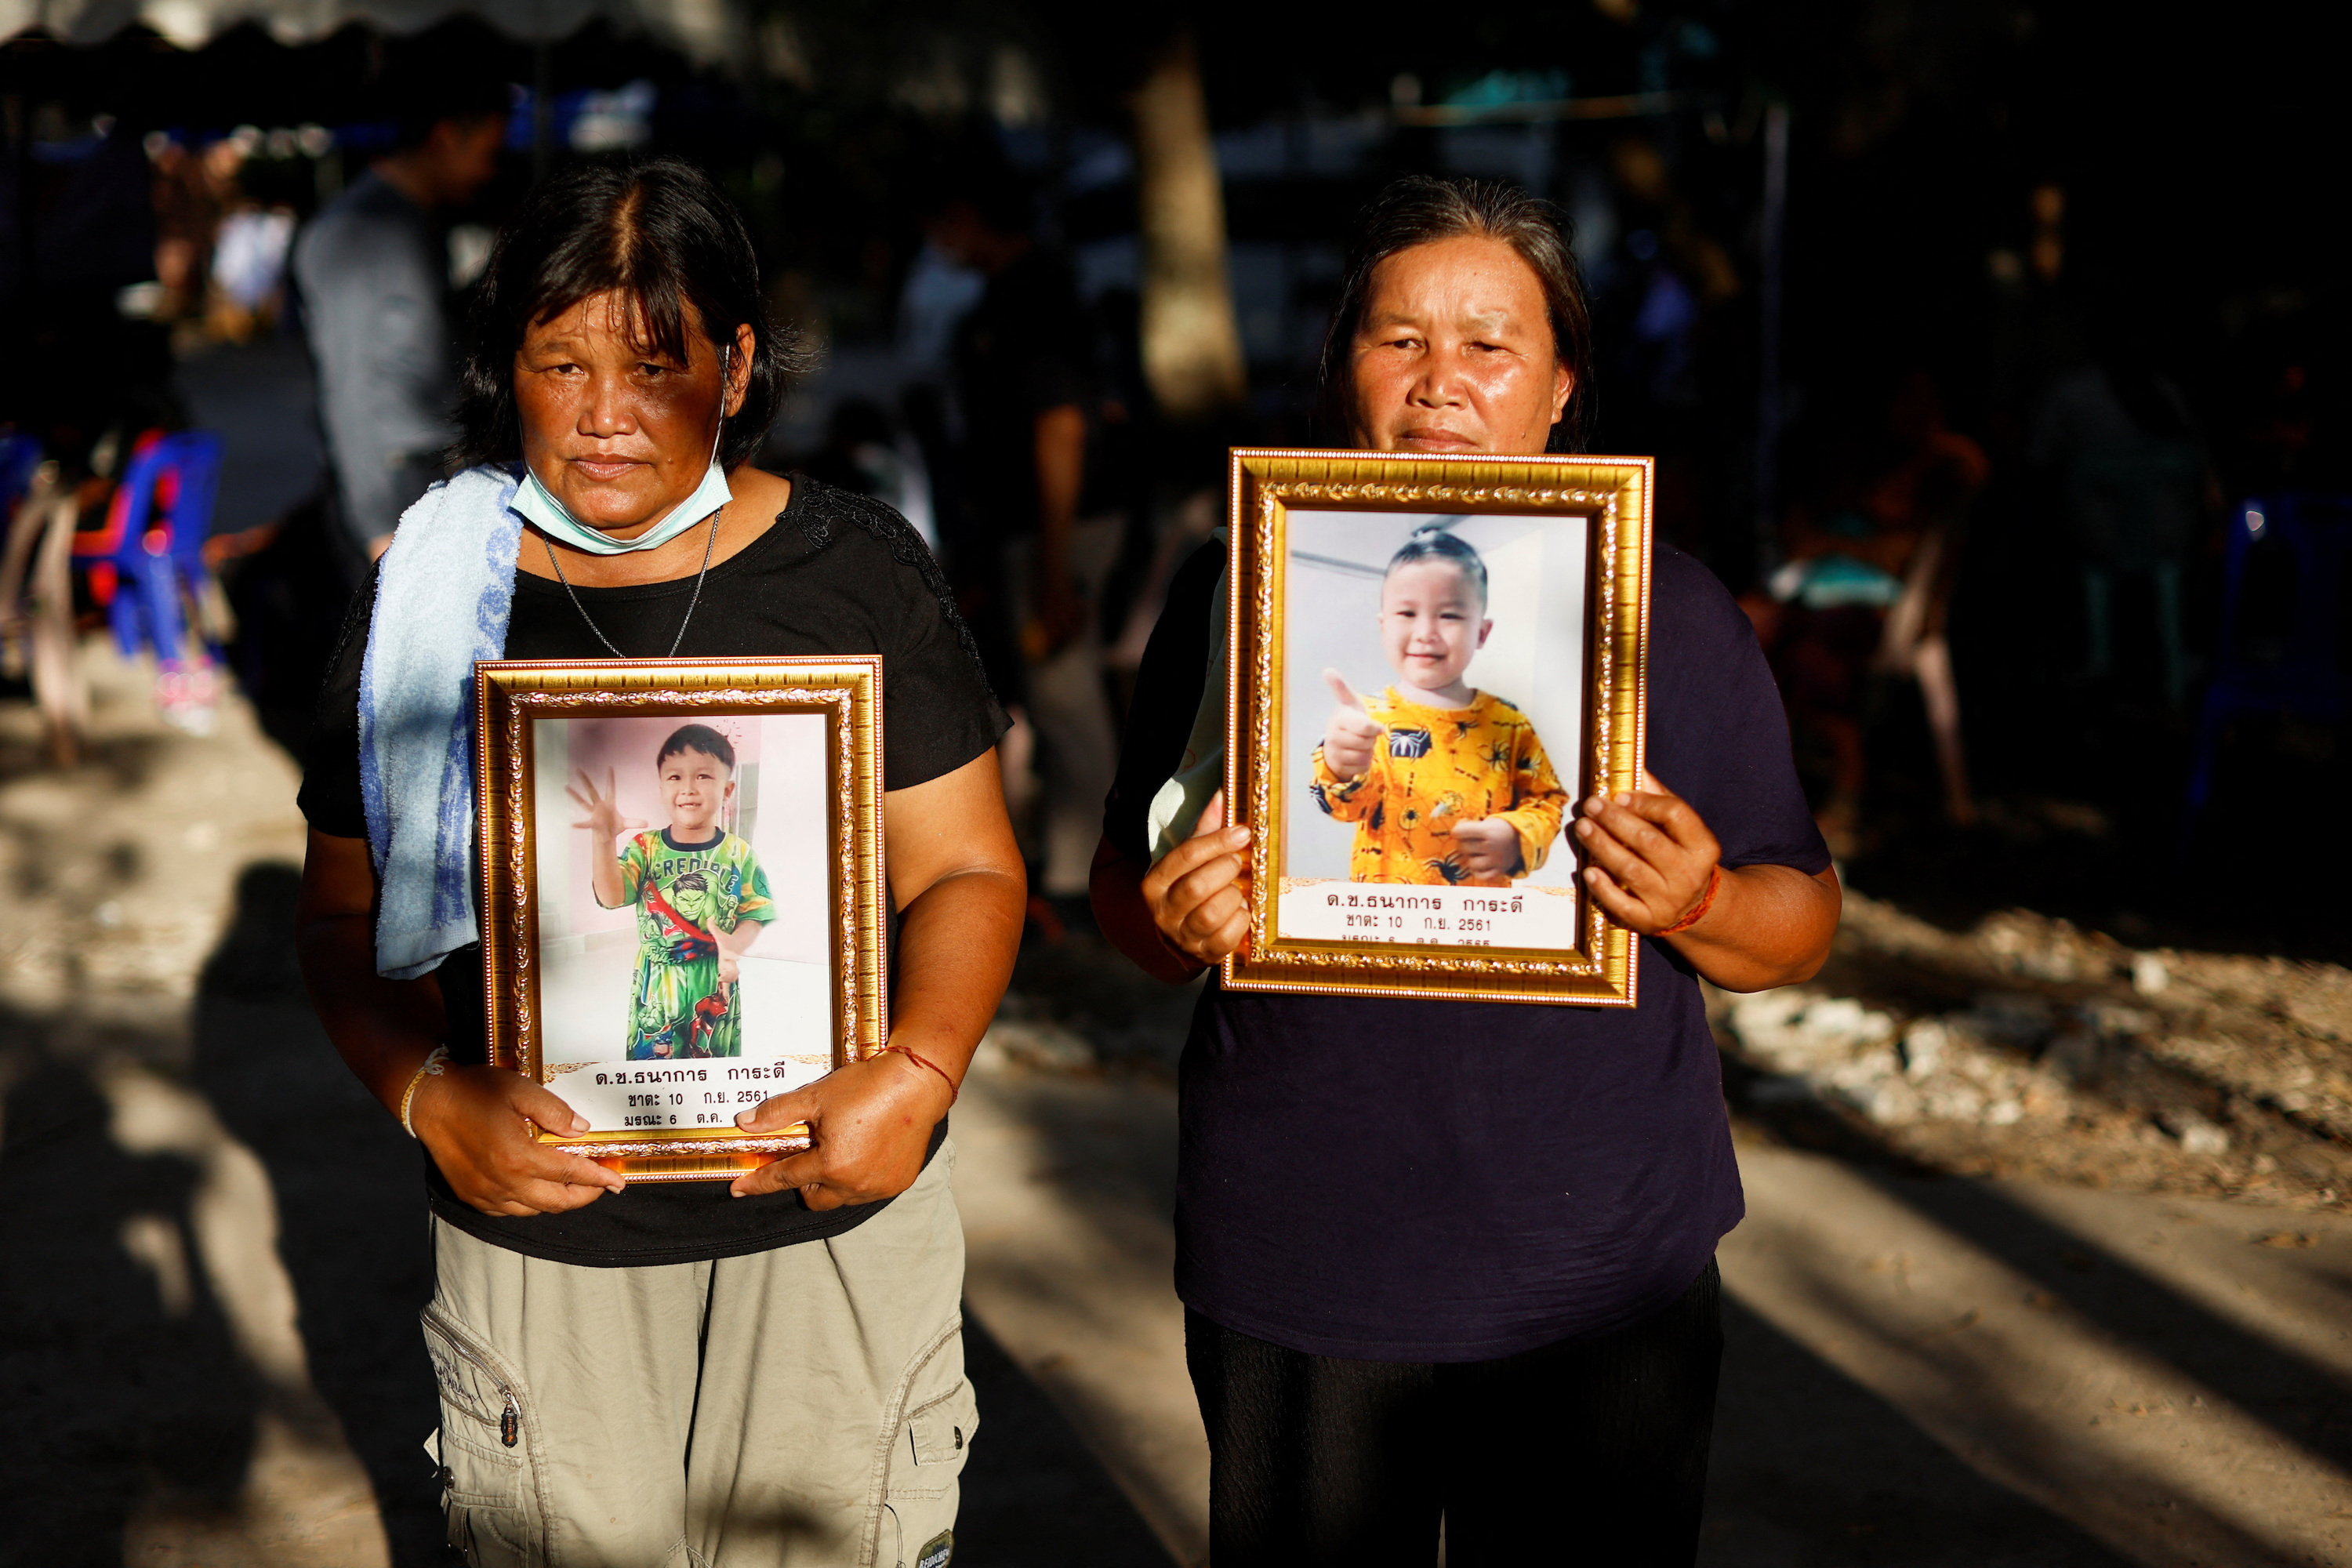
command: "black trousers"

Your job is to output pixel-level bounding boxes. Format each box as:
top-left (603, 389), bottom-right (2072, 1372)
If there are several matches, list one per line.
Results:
top-left (1185, 1259), bottom-right (1722, 1568)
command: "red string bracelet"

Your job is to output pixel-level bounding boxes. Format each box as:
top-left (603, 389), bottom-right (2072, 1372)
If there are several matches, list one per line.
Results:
top-left (885, 1044), bottom-right (959, 1104)
top-left (1656, 866), bottom-right (1722, 936)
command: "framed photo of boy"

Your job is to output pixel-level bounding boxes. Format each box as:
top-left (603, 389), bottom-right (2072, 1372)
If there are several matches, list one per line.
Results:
top-left (1222, 449), bottom-right (1652, 1007)
top-left (475, 657), bottom-right (886, 1179)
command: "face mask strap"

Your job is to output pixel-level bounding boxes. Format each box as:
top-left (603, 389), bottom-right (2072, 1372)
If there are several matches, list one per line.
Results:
top-left (709, 343), bottom-right (732, 470)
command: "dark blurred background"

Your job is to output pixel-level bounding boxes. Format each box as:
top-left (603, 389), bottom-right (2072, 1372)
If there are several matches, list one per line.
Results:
top-left (5, 0), bottom-right (2346, 957)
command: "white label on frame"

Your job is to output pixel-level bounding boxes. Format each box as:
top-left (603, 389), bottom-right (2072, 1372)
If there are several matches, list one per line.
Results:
top-left (548, 1057), bottom-right (831, 1133)
top-left (1276, 879), bottom-right (1583, 949)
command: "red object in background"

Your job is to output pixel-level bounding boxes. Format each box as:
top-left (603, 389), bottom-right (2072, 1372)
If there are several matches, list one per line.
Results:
top-left (88, 561), bottom-right (118, 604)
top-left (75, 428), bottom-right (170, 560)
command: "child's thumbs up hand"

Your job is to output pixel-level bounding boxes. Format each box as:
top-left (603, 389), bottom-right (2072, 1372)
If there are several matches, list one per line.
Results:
top-left (1322, 669), bottom-right (1382, 778)
top-left (1324, 669), bottom-right (1370, 713)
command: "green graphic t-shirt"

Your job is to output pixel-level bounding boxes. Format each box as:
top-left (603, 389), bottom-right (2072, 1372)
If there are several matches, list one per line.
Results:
top-left (614, 827), bottom-right (775, 1059)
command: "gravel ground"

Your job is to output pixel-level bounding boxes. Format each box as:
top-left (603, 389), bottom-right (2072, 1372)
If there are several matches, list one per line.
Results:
top-left (988, 886), bottom-right (2352, 1219)
top-left (1715, 891), bottom-right (2352, 1214)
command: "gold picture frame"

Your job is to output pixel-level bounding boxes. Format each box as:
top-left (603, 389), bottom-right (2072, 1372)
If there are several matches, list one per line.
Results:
top-left (1221, 449), bottom-right (1652, 1007)
top-left (477, 657), bottom-right (886, 1180)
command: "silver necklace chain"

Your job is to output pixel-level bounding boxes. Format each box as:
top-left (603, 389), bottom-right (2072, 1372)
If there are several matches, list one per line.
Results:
top-left (540, 502), bottom-right (724, 659)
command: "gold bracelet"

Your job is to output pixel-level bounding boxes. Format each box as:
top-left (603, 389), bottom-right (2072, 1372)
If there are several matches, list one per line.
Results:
top-left (399, 1047), bottom-right (452, 1138)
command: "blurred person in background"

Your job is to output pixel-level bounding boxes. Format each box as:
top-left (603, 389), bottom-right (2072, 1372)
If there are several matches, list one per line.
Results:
top-left (1092, 176), bottom-right (1839, 1566)
top-left (2032, 315), bottom-right (2216, 710)
top-left (209, 194), bottom-right (297, 343)
top-left (800, 395), bottom-right (939, 552)
top-left (292, 64), bottom-right (506, 583)
top-left (148, 134), bottom-right (238, 327)
top-left (930, 165), bottom-right (1122, 924)
top-left (0, 106), bottom-right (172, 459)
top-left (147, 127), bottom-right (294, 343)
top-left (1748, 372), bottom-right (1985, 844)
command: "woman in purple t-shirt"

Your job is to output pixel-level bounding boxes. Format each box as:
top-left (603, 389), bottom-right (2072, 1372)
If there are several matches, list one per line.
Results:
top-left (1092, 177), bottom-right (1840, 1566)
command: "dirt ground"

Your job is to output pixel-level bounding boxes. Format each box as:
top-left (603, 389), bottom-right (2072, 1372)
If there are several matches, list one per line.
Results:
top-left (5, 642), bottom-right (2349, 1566)
top-left (1715, 891), bottom-right (2352, 1213)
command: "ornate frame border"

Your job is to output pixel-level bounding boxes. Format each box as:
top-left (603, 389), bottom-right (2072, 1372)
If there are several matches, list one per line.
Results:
top-left (477, 656), bottom-right (886, 1179)
top-left (1220, 449), bottom-right (1651, 1007)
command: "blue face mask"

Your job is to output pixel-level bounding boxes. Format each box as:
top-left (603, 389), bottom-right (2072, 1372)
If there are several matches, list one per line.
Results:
top-left (512, 459), bottom-right (733, 556)
top-left (511, 348), bottom-right (735, 555)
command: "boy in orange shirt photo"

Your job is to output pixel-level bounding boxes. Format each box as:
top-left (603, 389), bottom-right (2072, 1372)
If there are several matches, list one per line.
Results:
top-left (1311, 527), bottom-right (1569, 885)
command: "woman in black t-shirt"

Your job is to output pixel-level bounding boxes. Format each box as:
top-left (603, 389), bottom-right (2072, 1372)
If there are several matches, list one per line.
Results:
top-left (296, 159), bottom-right (1019, 1563)
top-left (1092, 177), bottom-right (1839, 1565)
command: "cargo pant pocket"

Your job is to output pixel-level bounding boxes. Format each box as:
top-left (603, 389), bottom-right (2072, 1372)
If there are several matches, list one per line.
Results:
top-left (423, 1301), bottom-right (549, 1567)
top-left (871, 1318), bottom-right (975, 1566)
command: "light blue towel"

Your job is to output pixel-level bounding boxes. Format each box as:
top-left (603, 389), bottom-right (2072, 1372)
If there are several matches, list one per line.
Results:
top-left (360, 464), bottom-right (524, 978)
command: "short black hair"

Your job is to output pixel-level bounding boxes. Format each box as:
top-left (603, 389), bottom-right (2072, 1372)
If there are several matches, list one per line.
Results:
top-left (920, 141), bottom-right (1035, 236)
top-left (376, 42), bottom-right (510, 152)
top-left (1317, 176), bottom-right (1594, 453)
top-left (1385, 526), bottom-right (1489, 608)
top-left (451, 158), bottom-right (812, 472)
top-left (656, 723), bottom-right (736, 773)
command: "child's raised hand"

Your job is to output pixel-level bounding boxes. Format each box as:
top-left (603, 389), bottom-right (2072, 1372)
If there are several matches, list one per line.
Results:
top-left (1321, 669), bottom-right (1384, 778)
top-left (566, 767), bottom-right (647, 844)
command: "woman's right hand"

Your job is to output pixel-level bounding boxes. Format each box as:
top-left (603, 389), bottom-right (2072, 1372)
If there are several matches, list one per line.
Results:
top-left (1141, 789), bottom-right (1253, 966)
top-left (408, 1065), bottom-right (627, 1216)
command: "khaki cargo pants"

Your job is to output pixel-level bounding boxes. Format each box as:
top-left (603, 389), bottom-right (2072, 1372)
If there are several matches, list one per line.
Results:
top-left (422, 1144), bottom-right (971, 1568)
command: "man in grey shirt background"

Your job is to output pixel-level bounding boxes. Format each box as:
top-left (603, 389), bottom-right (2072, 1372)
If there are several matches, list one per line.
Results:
top-left (293, 71), bottom-right (506, 579)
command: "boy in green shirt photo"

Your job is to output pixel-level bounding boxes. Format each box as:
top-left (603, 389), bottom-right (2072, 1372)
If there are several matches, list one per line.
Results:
top-left (568, 723), bottom-right (776, 1059)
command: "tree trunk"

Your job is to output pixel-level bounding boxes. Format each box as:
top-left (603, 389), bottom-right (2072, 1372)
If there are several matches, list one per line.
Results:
top-left (1128, 31), bottom-right (1246, 423)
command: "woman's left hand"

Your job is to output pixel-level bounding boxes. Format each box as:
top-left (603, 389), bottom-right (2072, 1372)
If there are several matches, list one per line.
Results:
top-left (726, 751), bottom-right (1020, 1207)
top-left (728, 1050), bottom-right (953, 1207)
top-left (1573, 768), bottom-right (1721, 935)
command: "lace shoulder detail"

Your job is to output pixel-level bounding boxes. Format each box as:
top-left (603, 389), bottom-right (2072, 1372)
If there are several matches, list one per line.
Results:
top-left (791, 476), bottom-right (989, 683)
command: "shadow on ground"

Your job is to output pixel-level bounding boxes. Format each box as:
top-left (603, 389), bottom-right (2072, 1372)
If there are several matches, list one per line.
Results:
top-left (191, 862), bottom-right (444, 1563)
top-left (1886, 1167), bottom-right (2352, 1475)
top-left (1706, 1295), bottom-right (2129, 1567)
top-left (0, 1047), bottom-right (262, 1566)
top-left (959, 1313), bottom-right (1174, 1566)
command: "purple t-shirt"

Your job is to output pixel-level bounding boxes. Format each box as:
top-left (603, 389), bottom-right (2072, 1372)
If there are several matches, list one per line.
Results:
top-left (1105, 542), bottom-right (1829, 1363)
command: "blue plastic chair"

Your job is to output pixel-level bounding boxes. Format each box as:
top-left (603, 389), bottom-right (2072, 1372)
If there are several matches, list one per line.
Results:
top-left (2183, 494), bottom-right (2352, 845)
top-left (74, 429), bottom-right (227, 666)
top-left (0, 433), bottom-right (42, 507)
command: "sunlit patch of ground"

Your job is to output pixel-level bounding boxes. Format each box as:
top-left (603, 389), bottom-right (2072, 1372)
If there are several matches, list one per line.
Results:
top-left (1715, 892), bottom-right (2352, 1210)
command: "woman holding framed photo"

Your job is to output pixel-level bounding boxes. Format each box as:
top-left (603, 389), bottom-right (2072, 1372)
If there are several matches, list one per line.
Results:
top-left (296, 158), bottom-right (1022, 1566)
top-left (1092, 176), bottom-right (1842, 1565)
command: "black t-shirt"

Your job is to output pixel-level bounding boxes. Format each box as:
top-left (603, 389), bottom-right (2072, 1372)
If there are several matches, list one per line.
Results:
top-left (301, 477), bottom-right (1007, 1267)
top-left (1106, 541), bottom-right (1829, 1362)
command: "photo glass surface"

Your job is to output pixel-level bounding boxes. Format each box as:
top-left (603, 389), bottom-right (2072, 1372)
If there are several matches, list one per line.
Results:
top-left (1221, 449), bottom-right (1648, 1007)
top-left (1277, 510), bottom-right (1588, 953)
top-left (529, 711), bottom-right (835, 1134)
